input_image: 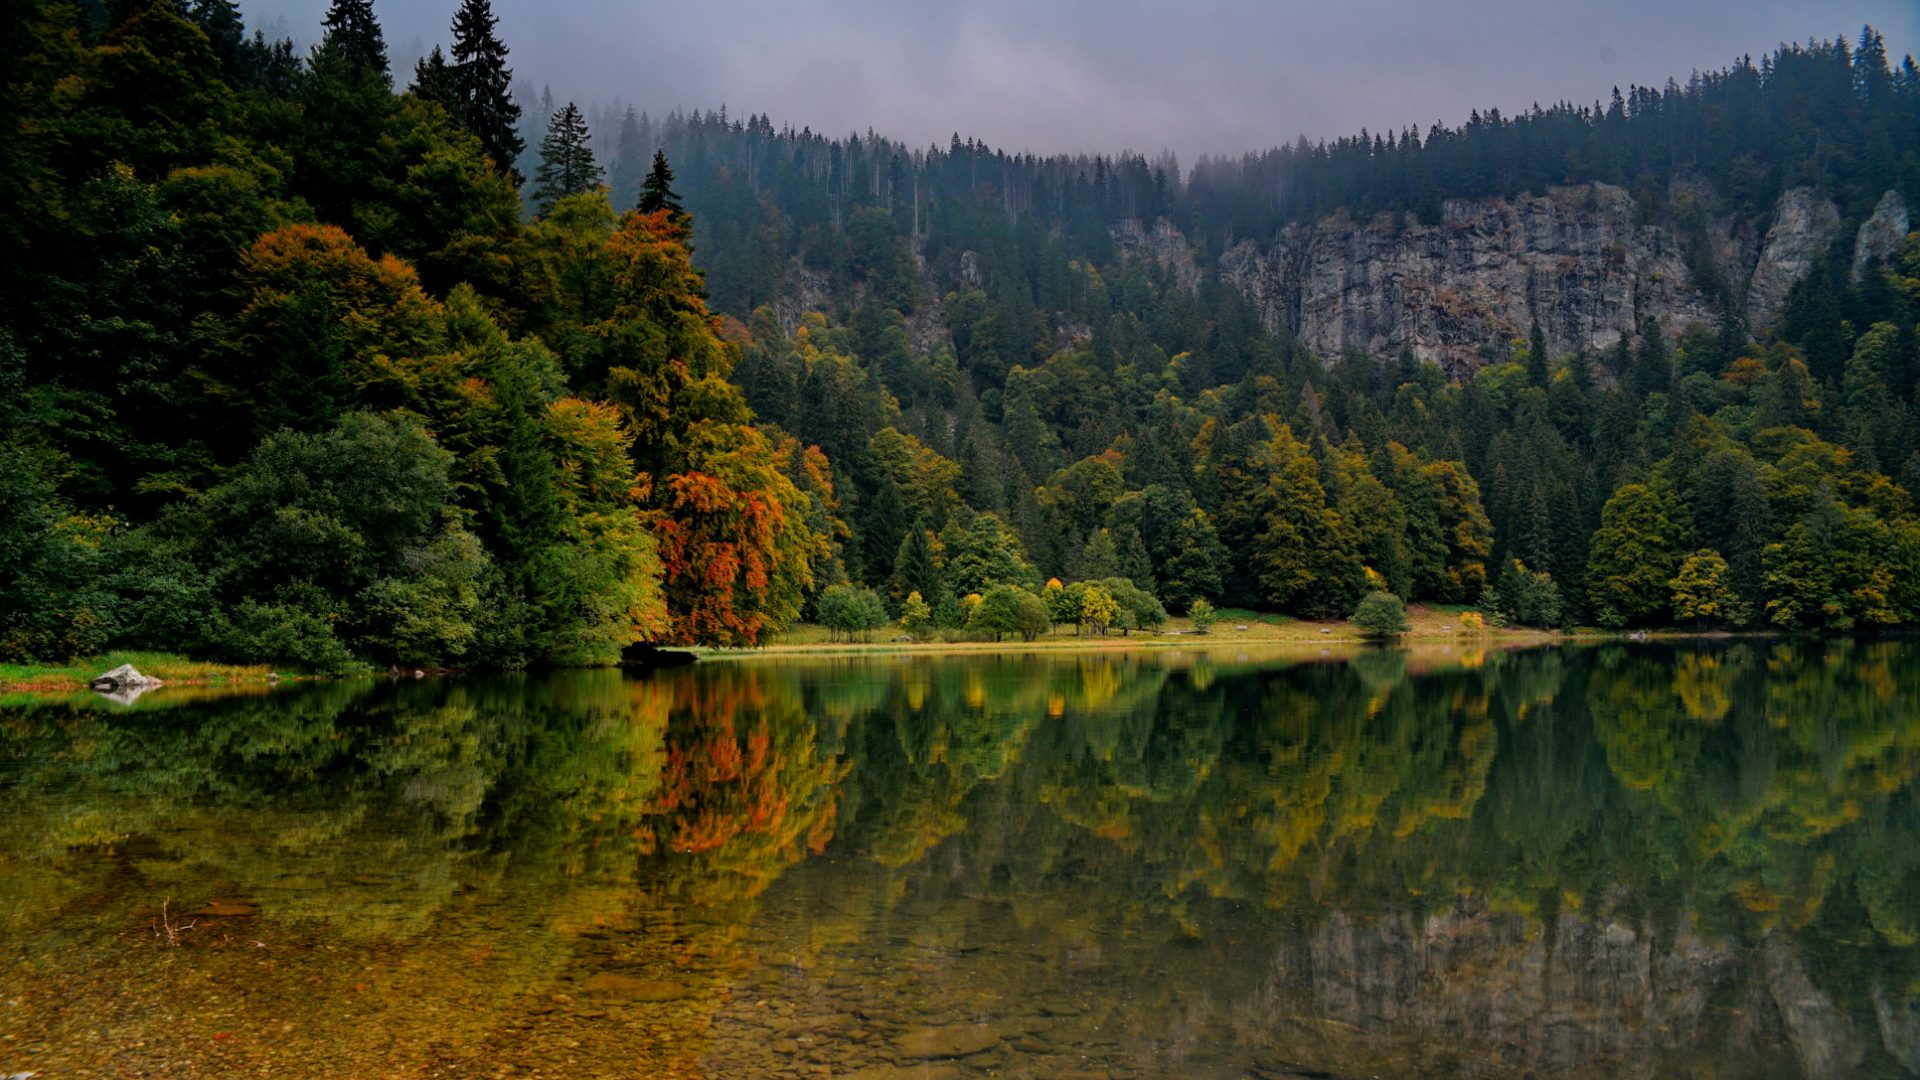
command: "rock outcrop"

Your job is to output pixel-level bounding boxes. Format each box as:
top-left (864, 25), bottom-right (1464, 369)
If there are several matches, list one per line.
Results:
top-left (1118, 182), bottom-right (1905, 376)
top-left (1743, 187), bottom-right (1844, 332)
top-left (1852, 189), bottom-right (1911, 283)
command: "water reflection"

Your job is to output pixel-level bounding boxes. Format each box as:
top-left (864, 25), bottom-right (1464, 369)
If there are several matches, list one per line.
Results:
top-left (2, 643), bottom-right (1918, 1077)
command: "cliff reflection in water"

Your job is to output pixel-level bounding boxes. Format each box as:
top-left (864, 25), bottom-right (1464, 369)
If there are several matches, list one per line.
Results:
top-left (2, 642), bottom-right (1919, 1077)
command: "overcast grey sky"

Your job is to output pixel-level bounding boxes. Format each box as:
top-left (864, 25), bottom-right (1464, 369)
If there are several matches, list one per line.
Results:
top-left (248, 1), bottom-right (1919, 165)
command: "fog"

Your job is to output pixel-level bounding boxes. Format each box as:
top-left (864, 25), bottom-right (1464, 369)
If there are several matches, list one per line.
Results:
top-left (245, 0), bottom-right (1919, 164)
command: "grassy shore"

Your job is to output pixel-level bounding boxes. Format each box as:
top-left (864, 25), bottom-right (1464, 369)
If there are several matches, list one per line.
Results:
top-left (0, 651), bottom-right (281, 693)
top-left (700, 605), bottom-right (1560, 660)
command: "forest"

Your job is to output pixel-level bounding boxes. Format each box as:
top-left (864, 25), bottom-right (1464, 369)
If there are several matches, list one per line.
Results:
top-left (3, 0), bottom-right (1919, 670)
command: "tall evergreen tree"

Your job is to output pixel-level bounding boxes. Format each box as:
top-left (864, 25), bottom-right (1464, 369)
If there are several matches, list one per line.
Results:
top-left (1527, 319), bottom-right (1550, 387)
top-left (319, 0), bottom-right (388, 82)
top-left (410, 45), bottom-right (454, 107)
top-left (531, 102), bottom-right (600, 214)
top-left (186, 0), bottom-right (245, 77)
top-left (638, 148), bottom-right (683, 216)
top-left (611, 105), bottom-right (646, 208)
top-left (446, 0), bottom-right (523, 181)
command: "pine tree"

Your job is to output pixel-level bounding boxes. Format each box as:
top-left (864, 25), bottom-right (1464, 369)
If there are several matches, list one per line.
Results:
top-left (890, 522), bottom-right (943, 605)
top-left (447, 0), bottom-right (523, 181)
top-left (531, 102), bottom-right (601, 214)
top-left (638, 148), bottom-right (683, 216)
top-left (186, 0), bottom-right (245, 77)
top-left (1527, 319), bottom-right (1550, 387)
top-left (410, 45), bottom-right (454, 107)
top-left (612, 106), bottom-right (645, 208)
top-left (319, 0), bottom-right (388, 82)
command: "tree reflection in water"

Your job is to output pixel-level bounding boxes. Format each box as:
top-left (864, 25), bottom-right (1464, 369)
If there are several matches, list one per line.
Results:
top-left (2, 642), bottom-right (1918, 1077)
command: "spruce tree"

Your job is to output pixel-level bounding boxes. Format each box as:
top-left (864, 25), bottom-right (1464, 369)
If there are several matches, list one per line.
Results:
top-left (186, 0), bottom-right (245, 77)
top-left (612, 106), bottom-right (646, 207)
top-left (1527, 319), bottom-right (1550, 386)
top-left (410, 45), bottom-right (454, 107)
top-left (531, 102), bottom-right (601, 214)
top-left (447, 0), bottom-right (523, 181)
top-left (319, 0), bottom-right (388, 82)
top-left (638, 148), bottom-right (683, 216)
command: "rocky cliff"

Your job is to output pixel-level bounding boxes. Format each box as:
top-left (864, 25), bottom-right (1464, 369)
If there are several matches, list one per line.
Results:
top-left (1169, 183), bottom-right (1912, 375)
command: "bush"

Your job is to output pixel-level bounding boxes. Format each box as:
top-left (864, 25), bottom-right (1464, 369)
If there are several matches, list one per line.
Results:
top-left (968, 585), bottom-right (1051, 642)
top-left (1352, 591), bottom-right (1411, 638)
top-left (1459, 610), bottom-right (1485, 632)
top-left (0, 446), bottom-right (114, 662)
top-left (1099, 577), bottom-right (1167, 634)
top-left (816, 583), bottom-right (890, 642)
top-left (1188, 597), bottom-right (1217, 634)
top-left (126, 411), bottom-right (490, 668)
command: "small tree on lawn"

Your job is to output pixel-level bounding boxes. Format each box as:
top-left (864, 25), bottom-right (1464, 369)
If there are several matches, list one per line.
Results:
top-left (899, 590), bottom-right (933, 638)
top-left (1353, 591), bottom-right (1410, 639)
top-left (1189, 598), bottom-right (1216, 634)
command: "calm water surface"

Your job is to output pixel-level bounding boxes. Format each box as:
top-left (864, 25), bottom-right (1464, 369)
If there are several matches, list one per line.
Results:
top-left (4, 642), bottom-right (1919, 1078)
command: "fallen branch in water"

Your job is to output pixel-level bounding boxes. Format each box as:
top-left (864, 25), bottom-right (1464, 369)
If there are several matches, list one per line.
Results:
top-left (153, 898), bottom-right (195, 947)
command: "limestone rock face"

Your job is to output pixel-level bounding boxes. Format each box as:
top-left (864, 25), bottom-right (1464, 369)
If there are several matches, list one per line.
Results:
top-left (1111, 217), bottom-right (1202, 293)
top-left (1117, 182), bottom-right (1898, 377)
top-left (1743, 187), bottom-right (1844, 332)
top-left (1851, 189), bottom-right (1911, 283)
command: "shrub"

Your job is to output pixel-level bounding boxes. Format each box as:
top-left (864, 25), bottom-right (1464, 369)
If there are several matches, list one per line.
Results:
top-left (1352, 591), bottom-right (1411, 638)
top-left (898, 590), bottom-right (933, 637)
top-left (1188, 598), bottom-right (1217, 634)
top-left (1459, 610), bottom-right (1485, 632)
top-left (968, 585), bottom-right (1051, 642)
top-left (1099, 577), bottom-right (1167, 634)
top-left (816, 583), bottom-right (890, 642)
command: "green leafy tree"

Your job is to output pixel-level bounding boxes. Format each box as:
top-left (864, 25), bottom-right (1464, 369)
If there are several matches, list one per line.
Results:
top-left (1188, 598), bottom-right (1217, 634)
top-left (1352, 591), bottom-right (1411, 638)
top-left (1586, 483), bottom-right (1682, 627)
top-left (1669, 549), bottom-right (1747, 627)
top-left (816, 583), bottom-right (889, 643)
top-left (1080, 584), bottom-right (1120, 636)
top-left (131, 412), bottom-right (488, 671)
top-left (968, 584), bottom-right (1049, 642)
top-left (898, 590), bottom-right (933, 637)
top-left (1096, 577), bottom-right (1167, 634)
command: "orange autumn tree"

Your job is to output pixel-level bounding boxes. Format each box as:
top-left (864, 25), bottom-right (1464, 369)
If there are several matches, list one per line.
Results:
top-left (589, 205), bottom-right (817, 645)
top-left (217, 223), bottom-right (443, 445)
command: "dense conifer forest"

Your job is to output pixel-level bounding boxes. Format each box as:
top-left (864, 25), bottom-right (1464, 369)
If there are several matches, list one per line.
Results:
top-left (3, 1), bottom-right (1918, 669)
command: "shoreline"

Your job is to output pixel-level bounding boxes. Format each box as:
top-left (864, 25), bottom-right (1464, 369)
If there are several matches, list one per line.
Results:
top-left (1, 619), bottom-right (1800, 695)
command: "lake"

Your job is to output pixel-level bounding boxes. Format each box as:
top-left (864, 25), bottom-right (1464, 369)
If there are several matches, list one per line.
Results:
top-left (3, 641), bottom-right (1918, 1078)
